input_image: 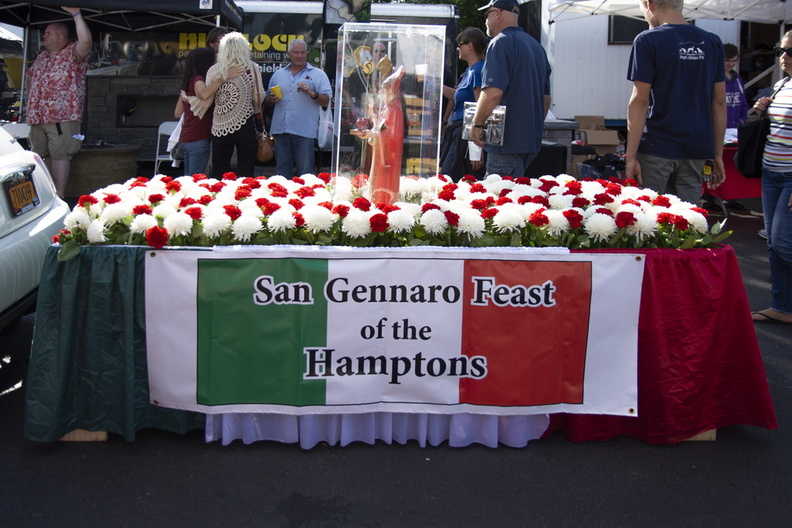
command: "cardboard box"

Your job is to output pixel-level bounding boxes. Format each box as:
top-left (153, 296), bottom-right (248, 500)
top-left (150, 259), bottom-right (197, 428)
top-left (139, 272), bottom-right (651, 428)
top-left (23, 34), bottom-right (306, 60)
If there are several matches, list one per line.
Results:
top-left (569, 154), bottom-right (595, 178)
top-left (574, 115), bottom-right (620, 156)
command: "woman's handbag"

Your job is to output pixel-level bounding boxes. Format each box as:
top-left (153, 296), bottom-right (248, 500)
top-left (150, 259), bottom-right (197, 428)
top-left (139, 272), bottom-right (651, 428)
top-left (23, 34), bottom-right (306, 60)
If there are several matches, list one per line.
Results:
top-left (252, 72), bottom-right (274, 163)
top-left (736, 77), bottom-right (788, 178)
top-left (257, 132), bottom-right (275, 163)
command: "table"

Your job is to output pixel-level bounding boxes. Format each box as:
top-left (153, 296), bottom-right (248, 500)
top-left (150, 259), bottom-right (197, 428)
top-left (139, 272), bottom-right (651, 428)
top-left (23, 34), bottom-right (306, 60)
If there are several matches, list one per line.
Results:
top-left (24, 245), bottom-right (777, 446)
top-left (704, 145), bottom-right (762, 202)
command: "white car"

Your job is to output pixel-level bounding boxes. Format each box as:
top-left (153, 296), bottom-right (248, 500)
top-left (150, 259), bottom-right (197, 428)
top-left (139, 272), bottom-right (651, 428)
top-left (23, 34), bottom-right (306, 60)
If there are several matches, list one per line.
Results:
top-left (0, 125), bottom-right (70, 333)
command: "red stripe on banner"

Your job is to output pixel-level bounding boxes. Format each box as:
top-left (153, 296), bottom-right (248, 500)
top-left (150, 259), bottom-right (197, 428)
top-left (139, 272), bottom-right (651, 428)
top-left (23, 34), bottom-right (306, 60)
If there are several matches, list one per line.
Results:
top-left (459, 260), bottom-right (592, 407)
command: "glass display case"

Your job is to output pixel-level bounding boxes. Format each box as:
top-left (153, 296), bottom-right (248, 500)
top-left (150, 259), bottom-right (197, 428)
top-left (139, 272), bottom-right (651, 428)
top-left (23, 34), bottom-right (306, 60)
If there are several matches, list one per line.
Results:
top-left (332, 23), bottom-right (446, 204)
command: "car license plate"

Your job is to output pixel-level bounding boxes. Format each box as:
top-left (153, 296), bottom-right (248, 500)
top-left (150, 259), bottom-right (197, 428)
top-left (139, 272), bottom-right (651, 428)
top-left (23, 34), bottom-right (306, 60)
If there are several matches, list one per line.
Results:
top-left (3, 169), bottom-right (40, 217)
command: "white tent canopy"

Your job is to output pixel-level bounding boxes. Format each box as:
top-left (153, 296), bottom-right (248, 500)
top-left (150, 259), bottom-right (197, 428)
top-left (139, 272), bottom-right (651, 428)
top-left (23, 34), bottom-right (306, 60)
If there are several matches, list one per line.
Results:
top-left (549, 0), bottom-right (792, 25)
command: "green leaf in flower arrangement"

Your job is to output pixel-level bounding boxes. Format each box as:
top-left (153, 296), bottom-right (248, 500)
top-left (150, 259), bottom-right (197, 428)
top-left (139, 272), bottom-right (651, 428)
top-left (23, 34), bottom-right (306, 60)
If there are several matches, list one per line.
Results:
top-left (710, 220), bottom-right (724, 236)
top-left (57, 240), bottom-right (81, 262)
top-left (711, 230), bottom-right (733, 244)
top-left (470, 234), bottom-right (495, 247)
top-left (679, 235), bottom-right (697, 249)
top-left (510, 232), bottom-right (522, 247)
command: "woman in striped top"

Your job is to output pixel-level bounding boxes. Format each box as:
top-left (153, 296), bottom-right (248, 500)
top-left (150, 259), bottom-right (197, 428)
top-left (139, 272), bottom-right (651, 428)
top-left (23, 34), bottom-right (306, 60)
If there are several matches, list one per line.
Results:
top-left (752, 31), bottom-right (792, 324)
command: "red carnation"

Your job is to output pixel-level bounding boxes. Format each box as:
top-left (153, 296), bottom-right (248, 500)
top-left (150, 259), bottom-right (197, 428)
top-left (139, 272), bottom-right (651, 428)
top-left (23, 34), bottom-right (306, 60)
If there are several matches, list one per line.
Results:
top-left (572, 196), bottom-right (590, 208)
top-left (198, 195), bottom-right (213, 206)
top-left (461, 174), bottom-right (477, 183)
top-left (444, 210), bottom-right (460, 226)
top-left (563, 209), bottom-right (584, 229)
top-left (593, 193), bottom-right (615, 205)
top-left (470, 199), bottom-right (489, 210)
top-left (515, 177), bottom-right (531, 185)
top-left (145, 226), bottom-right (169, 249)
top-left (148, 194), bottom-right (165, 204)
top-left (380, 204), bottom-right (400, 214)
top-left (292, 212), bottom-right (305, 227)
top-left (223, 204), bottom-right (242, 220)
top-left (595, 207), bottom-right (613, 216)
top-left (317, 172), bottom-right (331, 183)
top-left (222, 172), bottom-right (238, 180)
top-left (192, 173), bottom-right (208, 182)
top-left (469, 183), bottom-right (487, 193)
top-left (351, 174), bottom-right (368, 189)
top-left (437, 189), bottom-right (456, 201)
top-left (369, 213), bottom-right (389, 232)
top-left (317, 201), bottom-right (334, 210)
top-left (289, 198), bottom-right (305, 210)
top-left (166, 180), bottom-right (182, 193)
top-left (130, 176), bottom-right (149, 188)
top-left (529, 211), bottom-right (549, 227)
top-left (530, 195), bottom-right (550, 207)
top-left (235, 186), bottom-right (252, 201)
top-left (78, 195), bottom-right (98, 208)
top-left (184, 206), bottom-right (203, 220)
top-left (103, 193), bottom-right (121, 204)
top-left (293, 177), bottom-right (305, 185)
top-left (615, 211), bottom-right (637, 228)
top-left (295, 186), bottom-right (316, 199)
top-left (496, 196), bottom-right (513, 205)
top-left (333, 204), bottom-right (350, 217)
top-left (262, 202), bottom-right (281, 215)
top-left (652, 195), bottom-right (672, 208)
top-left (421, 203), bottom-right (441, 213)
top-left (132, 204), bottom-right (153, 215)
top-left (605, 182), bottom-right (622, 196)
top-left (178, 197), bottom-right (196, 208)
top-left (481, 208), bottom-right (498, 220)
top-left (538, 179), bottom-right (559, 193)
top-left (209, 182), bottom-right (226, 193)
top-left (242, 177), bottom-right (261, 189)
top-left (353, 197), bottom-right (372, 211)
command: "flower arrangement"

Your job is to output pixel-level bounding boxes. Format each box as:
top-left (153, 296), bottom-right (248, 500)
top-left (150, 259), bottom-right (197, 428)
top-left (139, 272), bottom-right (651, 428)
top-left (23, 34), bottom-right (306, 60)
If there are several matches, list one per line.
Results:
top-left (53, 171), bottom-right (730, 261)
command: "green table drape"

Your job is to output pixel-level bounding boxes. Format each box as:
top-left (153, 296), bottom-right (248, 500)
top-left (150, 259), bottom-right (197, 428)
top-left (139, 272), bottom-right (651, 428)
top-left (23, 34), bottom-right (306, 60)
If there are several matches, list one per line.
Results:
top-left (24, 246), bottom-right (204, 442)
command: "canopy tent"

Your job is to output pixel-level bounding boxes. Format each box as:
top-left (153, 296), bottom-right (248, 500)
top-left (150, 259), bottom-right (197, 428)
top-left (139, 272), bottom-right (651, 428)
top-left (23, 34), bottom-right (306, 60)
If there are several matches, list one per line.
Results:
top-left (0, 0), bottom-right (244, 32)
top-left (0, 24), bottom-right (21, 57)
top-left (549, 0), bottom-right (792, 25)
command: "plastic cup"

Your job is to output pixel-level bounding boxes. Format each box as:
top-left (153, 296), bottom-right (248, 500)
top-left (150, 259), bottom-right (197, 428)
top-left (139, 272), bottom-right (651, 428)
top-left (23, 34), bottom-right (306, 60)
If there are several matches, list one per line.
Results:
top-left (271, 85), bottom-right (282, 98)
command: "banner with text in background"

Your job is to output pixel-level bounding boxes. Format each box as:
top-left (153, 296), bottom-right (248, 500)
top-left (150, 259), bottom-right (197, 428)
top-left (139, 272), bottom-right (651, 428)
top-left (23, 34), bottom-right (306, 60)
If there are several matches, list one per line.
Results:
top-left (145, 247), bottom-right (644, 416)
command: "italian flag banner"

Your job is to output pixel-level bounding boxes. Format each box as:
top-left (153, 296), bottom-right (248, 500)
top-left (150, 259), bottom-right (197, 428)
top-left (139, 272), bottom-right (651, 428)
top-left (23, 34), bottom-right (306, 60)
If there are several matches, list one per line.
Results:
top-left (145, 246), bottom-right (644, 416)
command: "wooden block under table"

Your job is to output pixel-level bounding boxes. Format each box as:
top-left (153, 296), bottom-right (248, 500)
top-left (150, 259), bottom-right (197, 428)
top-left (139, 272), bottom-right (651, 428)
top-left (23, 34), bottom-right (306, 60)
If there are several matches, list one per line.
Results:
top-left (59, 429), bottom-right (108, 442)
top-left (685, 429), bottom-right (717, 441)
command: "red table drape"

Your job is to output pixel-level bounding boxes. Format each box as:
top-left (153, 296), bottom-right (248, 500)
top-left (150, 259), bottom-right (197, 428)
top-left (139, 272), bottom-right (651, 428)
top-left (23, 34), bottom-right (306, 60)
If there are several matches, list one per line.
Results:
top-left (704, 145), bottom-right (762, 201)
top-left (545, 246), bottom-right (777, 443)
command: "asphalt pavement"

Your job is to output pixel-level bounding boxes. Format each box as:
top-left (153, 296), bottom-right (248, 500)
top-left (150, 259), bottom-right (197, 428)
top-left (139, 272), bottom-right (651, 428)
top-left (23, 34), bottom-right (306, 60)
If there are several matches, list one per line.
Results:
top-left (1, 197), bottom-right (791, 528)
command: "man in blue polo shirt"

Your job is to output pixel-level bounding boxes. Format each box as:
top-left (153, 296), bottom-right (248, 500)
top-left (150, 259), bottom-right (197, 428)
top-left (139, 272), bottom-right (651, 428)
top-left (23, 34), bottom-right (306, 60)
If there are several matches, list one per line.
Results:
top-left (470, 0), bottom-right (551, 178)
top-left (625, 0), bottom-right (726, 204)
top-left (266, 39), bottom-right (332, 178)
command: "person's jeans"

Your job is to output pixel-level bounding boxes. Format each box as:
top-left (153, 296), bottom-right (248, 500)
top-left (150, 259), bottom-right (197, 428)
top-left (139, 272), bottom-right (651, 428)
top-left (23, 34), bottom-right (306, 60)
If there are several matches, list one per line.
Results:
top-left (274, 133), bottom-right (316, 178)
top-left (761, 167), bottom-right (792, 313)
top-left (486, 151), bottom-right (537, 178)
top-left (181, 138), bottom-right (210, 177)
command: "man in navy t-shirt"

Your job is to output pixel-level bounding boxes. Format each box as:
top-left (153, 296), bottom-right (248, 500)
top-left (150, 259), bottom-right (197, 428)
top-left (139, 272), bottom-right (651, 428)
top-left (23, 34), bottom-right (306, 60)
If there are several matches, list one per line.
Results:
top-left (626, 0), bottom-right (726, 204)
top-left (470, 0), bottom-right (552, 179)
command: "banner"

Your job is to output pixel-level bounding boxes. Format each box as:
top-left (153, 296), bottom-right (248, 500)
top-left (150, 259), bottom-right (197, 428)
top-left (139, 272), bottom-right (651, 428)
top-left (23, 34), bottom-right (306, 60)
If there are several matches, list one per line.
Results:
top-left (145, 247), bottom-right (644, 416)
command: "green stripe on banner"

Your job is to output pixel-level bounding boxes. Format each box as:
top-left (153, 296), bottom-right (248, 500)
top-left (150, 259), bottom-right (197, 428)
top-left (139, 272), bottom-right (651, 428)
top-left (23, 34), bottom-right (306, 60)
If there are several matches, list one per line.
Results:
top-left (196, 258), bottom-right (329, 406)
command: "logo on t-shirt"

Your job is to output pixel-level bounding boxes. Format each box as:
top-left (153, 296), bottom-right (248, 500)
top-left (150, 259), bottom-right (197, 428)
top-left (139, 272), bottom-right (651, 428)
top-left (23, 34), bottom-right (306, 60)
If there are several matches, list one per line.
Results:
top-left (679, 41), bottom-right (706, 61)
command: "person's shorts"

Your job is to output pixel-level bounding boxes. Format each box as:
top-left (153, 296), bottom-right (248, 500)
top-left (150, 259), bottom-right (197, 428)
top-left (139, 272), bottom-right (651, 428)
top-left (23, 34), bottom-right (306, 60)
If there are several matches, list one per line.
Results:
top-left (29, 121), bottom-right (83, 161)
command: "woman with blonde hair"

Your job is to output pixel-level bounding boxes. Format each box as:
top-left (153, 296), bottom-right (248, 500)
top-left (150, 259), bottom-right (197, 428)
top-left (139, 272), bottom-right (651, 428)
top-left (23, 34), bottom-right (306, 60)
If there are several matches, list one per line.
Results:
top-left (197, 31), bottom-right (264, 178)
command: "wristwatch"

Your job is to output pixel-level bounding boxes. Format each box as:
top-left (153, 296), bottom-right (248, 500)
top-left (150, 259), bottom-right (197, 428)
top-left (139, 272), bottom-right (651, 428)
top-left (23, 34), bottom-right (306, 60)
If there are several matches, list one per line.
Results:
top-left (473, 123), bottom-right (484, 128)
top-left (311, 92), bottom-right (319, 100)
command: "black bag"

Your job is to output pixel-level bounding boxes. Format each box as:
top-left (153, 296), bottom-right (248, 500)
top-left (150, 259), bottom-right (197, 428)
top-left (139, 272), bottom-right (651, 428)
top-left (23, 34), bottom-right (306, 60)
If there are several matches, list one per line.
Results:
top-left (735, 118), bottom-right (769, 178)
top-left (736, 77), bottom-right (789, 178)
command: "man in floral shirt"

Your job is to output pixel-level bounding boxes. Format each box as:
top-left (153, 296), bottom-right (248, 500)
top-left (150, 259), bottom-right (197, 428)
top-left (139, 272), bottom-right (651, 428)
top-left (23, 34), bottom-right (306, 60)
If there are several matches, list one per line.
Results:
top-left (26, 6), bottom-right (92, 198)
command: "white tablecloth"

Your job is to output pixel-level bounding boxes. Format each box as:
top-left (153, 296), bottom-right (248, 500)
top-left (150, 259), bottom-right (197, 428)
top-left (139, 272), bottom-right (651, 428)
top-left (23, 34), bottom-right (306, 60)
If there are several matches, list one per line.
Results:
top-left (205, 413), bottom-right (550, 449)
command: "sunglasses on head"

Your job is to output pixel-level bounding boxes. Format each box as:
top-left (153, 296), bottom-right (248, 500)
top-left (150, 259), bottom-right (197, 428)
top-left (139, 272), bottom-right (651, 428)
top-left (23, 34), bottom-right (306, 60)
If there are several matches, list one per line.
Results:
top-left (775, 47), bottom-right (792, 57)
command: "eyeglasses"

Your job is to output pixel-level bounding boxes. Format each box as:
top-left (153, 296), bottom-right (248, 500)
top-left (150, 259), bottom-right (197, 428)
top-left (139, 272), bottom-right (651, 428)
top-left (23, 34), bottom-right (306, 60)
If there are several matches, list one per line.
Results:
top-left (485, 9), bottom-right (500, 17)
top-left (775, 47), bottom-right (792, 57)
top-left (457, 41), bottom-right (470, 47)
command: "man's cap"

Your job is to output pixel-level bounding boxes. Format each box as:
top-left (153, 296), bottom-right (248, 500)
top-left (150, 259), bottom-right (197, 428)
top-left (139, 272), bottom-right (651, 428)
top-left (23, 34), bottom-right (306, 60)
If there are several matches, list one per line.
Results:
top-left (478, 0), bottom-right (520, 13)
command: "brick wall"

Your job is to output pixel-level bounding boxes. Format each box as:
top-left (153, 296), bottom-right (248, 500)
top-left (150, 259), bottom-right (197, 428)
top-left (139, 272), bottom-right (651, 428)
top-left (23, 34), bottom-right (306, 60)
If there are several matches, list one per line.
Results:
top-left (84, 76), bottom-right (181, 161)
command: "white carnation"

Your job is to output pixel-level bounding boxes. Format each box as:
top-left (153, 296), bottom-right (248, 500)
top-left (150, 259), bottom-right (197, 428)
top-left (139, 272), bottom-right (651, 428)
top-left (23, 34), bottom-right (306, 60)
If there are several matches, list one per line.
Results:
top-left (86, 218), bottom-right (107, 243)
top-left (232, 213), bottom-right (263, 242)
top-left (342, 209), bottom-right (372, 238)
top-left (492, 208), bottom-right (525, 233)
top-left (64, 209), bottom-right (91, 230)
top-left (584, 213), bottom-right (618, 241)
top-left (301, 205), bottom-right (337, 233)
top-left (100, 203), bottom-right (132, 226)
top-left (163, 211), bottom-right (194, 238)
top-left (201, 210), bottom-right (232, 238)
top-left (625, 212), bottom-right (657, 240)
top-left (130, 214), bottom-right (158, 234)
top-left (544, 209), bottom-right (571, 236)
top-left (387, 209), bottom-right (416, 233)
top-left (456, 209), bottom-right (486, 238)
top-left (420, 208), bottom-right (448, 235)
top-left (267, 208), bottom-right (297, 232)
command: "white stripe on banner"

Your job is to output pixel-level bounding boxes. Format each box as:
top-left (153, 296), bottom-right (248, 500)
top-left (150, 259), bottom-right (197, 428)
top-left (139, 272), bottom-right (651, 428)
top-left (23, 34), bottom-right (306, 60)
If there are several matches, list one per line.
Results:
top-left (146, 246), bottom-right (644, 416)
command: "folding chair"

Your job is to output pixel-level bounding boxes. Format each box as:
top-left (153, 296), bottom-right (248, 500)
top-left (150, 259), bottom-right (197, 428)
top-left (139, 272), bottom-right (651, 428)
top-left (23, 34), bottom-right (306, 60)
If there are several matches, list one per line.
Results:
top-left (154, 121), bottom-right (179, 176)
